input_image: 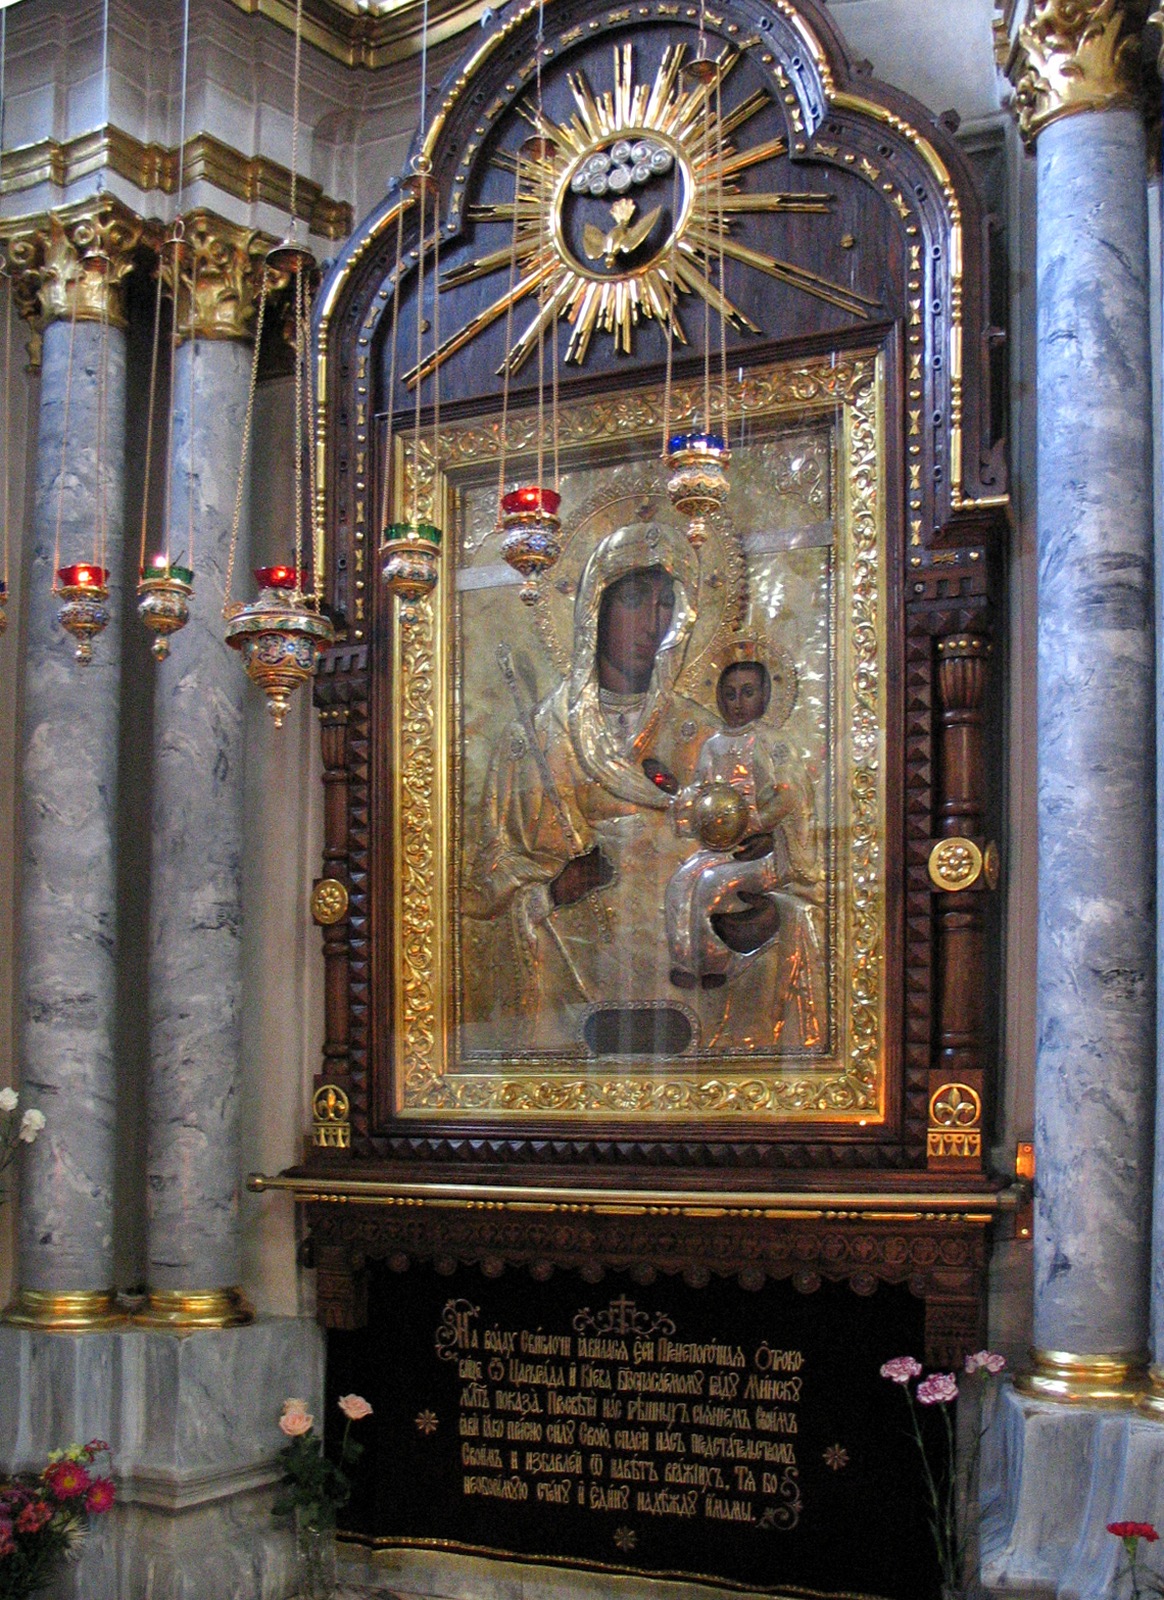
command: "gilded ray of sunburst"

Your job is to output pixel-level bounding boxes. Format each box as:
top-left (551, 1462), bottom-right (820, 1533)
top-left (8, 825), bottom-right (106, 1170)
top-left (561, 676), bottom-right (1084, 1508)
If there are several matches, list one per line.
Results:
top-left (405, 41), bottom-right (879, 388)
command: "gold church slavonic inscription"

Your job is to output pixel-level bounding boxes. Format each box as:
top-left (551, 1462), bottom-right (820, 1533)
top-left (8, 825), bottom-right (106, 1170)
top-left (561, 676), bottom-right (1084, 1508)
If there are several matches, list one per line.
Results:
top-left (433, 1295), bottom-right (804, 1532)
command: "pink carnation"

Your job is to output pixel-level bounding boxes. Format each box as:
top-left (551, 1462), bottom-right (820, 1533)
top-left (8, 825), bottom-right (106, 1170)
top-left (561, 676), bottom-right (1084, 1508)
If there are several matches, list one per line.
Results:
top-left (880, 1356), bottom-right (923, 1384)
top-left (42, 1459), bottom-right (91, 1499)
top-left (338, 1394), bottom-right (373, 1421)
top-left (917, 1372), bottom-right (959, 1405)
top-left (85, 1477), bottom-right (116, 1515)
top-left (964, 1350), bottom-right (1006, 1375)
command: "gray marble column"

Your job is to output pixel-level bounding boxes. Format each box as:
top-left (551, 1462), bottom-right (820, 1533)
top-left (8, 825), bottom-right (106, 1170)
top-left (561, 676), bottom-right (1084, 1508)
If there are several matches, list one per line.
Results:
top-left (10, 314), bottom-right (128, 1325)
top-left (1026, 107), bottom-right (1155, 1398)
top-left (141, 331), bottom-right (254, 1325)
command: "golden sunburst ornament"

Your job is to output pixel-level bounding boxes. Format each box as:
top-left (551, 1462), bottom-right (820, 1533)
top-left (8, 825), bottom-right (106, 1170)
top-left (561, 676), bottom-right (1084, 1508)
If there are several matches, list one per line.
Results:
top-left (412, 41), bottom-right (878, 384)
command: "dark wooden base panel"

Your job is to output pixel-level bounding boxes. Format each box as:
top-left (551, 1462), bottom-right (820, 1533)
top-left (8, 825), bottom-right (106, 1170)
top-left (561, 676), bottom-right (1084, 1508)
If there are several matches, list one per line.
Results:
top-left (324, 1250), bottom-right (974, 1599)
top-left (307, 1201), bottom-right (988, 1367)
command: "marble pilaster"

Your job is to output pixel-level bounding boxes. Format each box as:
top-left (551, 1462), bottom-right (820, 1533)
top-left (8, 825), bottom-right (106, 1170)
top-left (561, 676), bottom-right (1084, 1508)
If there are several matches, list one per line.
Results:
top-left (1026, 102), bottom-right (1156, 1393)
top-left (142, 251), bottom-right (257, 1320)
top-left (7, 223), bottom-right (133, 1323)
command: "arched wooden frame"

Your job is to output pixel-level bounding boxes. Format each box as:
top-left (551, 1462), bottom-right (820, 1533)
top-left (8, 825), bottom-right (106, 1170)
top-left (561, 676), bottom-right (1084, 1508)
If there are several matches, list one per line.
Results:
top-left (306, 0), bottom-right (1007, 1182)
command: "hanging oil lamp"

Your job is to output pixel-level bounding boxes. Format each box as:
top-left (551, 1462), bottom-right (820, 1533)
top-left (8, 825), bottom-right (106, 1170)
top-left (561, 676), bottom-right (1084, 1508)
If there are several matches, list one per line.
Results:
top-left (380, 146), bottom-right (444, 603)
top-left (381, 520), bottom-right (442, 601)
top-left (224, 564), bottom-right (332, 728)
top-left (138, 219), bottom-right (198, 661)
top-left (222, 0), bottom-right (333, 725)
top-left (56, 561), bottom-right (111, 664)
top-left (223, 243), bottom-right (333, 725)
top-left (137, 0), bottom-right (199, 665)
top-left (495, 128), bottom-right (564, 602)
top-left (499, 485), bottom-right (561, 605)
top-left (664, 429), bottom-right (730, 550)
top-left (52, 289), bottom-right (114, 665)
top-left (138, 553), bottom-right (194, 661)
top-left (661, 37), bottom-right (733, 550)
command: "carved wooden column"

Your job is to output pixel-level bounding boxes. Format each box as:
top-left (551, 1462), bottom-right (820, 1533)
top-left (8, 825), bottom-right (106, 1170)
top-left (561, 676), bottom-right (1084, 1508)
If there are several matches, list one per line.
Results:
top-left (310, 695), bottom-right (353, 1155)
top-left (310, 660), bottom-right (368, 1158)
top-left (927, 633), bottom-right (993, 1175)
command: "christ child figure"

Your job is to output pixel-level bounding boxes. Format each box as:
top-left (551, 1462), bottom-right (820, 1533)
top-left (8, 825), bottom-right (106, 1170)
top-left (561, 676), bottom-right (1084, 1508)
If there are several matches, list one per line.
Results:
top-left (660, 658), bottom-right (800, 990)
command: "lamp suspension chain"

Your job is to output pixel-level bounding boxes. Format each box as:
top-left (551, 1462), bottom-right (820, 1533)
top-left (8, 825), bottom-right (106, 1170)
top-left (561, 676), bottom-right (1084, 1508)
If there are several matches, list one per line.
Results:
top-left (222, 0), bottom-right (334, 726)
top-left (137, 0), bottom-right (196, 660)
top-left (664, 0), bottom-right (731, 551)
top-left (496, 0), bottom-right (564, 606)
top-left (380, 0), bottom-right (443, 602)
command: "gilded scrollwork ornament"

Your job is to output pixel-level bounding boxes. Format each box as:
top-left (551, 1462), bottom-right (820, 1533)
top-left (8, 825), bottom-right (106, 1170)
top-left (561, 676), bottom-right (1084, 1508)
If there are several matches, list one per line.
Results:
top-left (1008, 0), bottom-right (1153, 141)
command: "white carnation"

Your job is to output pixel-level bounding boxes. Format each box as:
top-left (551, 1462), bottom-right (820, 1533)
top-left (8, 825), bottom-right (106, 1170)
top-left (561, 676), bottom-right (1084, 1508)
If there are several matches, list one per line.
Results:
top-left (18, 1108), bottom-right (45, 1142)
top-left (0, 1087), bottom-right (17, 1113)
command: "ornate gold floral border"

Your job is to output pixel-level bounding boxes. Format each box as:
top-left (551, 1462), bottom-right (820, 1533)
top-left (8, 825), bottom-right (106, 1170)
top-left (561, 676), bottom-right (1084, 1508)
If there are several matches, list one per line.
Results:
top-left (389, 350), bottom-right (886, 1121)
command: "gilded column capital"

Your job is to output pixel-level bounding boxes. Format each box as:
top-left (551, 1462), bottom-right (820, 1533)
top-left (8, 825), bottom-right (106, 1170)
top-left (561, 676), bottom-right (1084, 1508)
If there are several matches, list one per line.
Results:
top-left (1006, 0), bottom-right (1153, 141)
top-left (5, 197), bottom-right (143, 329)
top-left (1148, 5), bottom-right (1164, 74)
top-left (160, 211), bottom-right (270, 343)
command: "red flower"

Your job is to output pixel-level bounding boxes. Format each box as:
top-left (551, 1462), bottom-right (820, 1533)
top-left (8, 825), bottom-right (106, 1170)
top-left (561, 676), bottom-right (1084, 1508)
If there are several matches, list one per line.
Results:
top-left (15, 1499), bottom-right (52, 1533)
top-left (42, 1459), bottom-right (91, 1499)
top-left (0, 1527), bottom-right (14, 1559)
top-left (85, 1478), bottom-right (115, 1514)
top-left (1108, 1522), bottom-right (1160, 1542)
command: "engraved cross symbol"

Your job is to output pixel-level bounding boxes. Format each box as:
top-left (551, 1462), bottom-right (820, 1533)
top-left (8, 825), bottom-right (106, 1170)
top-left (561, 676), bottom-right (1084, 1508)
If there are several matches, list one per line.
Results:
top-left (608, 1294), bottom-right (638, 1334)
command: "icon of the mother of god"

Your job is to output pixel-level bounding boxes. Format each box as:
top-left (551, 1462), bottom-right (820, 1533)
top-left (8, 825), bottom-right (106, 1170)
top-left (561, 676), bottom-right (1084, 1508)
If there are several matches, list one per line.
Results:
top-left (464, 521), bottom-right (719, 1054)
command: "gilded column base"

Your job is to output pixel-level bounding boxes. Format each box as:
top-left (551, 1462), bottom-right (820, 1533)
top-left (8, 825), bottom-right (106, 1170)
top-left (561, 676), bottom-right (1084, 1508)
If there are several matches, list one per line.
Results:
top-left (133, 1287), bottom-right (255, 1329)
top-left (1135, 1364), bottom-right (1164, 1418)
top-left (2, 1288), bottom-right (125, 1331)
top-left (1015, 1348), bottom-right (1147, 1406)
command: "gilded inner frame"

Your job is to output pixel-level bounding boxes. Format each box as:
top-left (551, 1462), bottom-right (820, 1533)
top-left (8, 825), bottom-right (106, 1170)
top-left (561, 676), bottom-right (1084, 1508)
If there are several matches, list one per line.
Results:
top-left (388, 350), bottom-right (886, 1124)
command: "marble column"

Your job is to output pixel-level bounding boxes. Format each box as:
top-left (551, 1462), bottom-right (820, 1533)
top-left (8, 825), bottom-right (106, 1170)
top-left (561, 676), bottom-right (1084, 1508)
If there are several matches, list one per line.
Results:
top-left (5, 204), bottom-right (141, 1329)
top-left (139, 215), bottom-right (264, 1327)
top-left (1150, 14), bottom-right (1164, 1420)
top-left (1013, 9), bottom-right (1156, 1399)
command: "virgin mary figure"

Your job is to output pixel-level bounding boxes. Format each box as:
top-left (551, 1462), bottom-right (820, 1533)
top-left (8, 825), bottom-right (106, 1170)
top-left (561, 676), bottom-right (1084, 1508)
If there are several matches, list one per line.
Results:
top-left (464, 520), bottom-right (718, 1054)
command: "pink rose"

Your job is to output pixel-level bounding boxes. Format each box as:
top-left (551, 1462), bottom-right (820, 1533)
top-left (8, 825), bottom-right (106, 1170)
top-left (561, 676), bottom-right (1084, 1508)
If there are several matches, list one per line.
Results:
top-left (917, 1372), bottom-right (959, 1405)
top-left (278, 1400), bottom-right (314, 1437)
top-left (338, 1394), bottom-right (373, 1421)
top-left (880, 1356), bottom-right (923, 1384)
top-left (964, 1350), bottom-right (1006, 1375)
